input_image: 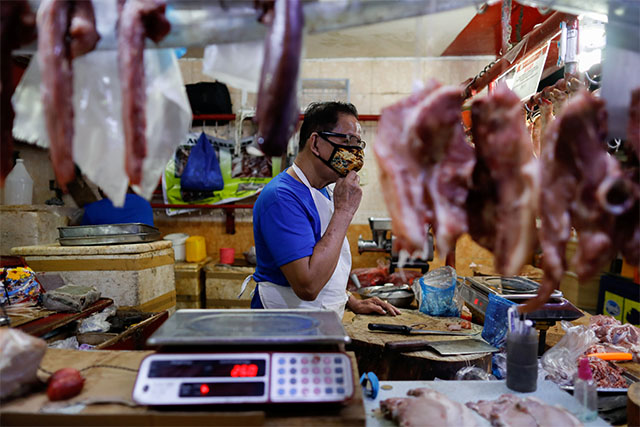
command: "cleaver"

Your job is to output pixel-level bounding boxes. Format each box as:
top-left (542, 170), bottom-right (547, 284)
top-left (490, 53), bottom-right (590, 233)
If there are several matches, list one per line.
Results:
top-left (385, 339), bottom-right (498, 356)
top-left (368, 323), bottom-right (475, 336)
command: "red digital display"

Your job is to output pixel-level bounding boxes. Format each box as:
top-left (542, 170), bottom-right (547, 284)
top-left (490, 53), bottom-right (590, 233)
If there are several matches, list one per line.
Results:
top-left (474, 298), bottom-right (479, 305)
top-left (230, 364), bottom-right (259, 378)
top-left (200, 384), bottom-right (210, 395)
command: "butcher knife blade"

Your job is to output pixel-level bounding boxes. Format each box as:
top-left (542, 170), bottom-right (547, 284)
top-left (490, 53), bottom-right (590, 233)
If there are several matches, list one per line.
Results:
top-left (367, 323), bottom-right (475, 336)
top-left (385, 339), bottom-right (498, 356)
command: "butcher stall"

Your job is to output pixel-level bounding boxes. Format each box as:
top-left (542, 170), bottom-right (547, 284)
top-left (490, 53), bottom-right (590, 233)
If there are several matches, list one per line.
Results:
top-left (1, 0), bottom-right (640, 426)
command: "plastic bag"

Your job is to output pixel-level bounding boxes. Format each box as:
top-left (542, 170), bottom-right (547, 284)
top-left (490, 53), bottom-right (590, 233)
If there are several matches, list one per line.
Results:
top-left (541, 321), bottom-right (598, 386)
top-left (203, 41), bottom-right (264, 93)
top-left (0, 267), bottom-right (44, 305)
top-left (78, 305), bottom-right (117, 334)
top-left (412, 266), bottom-right (462, 317)
top-left (181, 133), bottom-right (224, 192)
top-left (481, 293), bottom-right (517, 348)
top-left (12, 1), bottom-right (192, 206)
top-left (455, 366), bottom-right (497, 381)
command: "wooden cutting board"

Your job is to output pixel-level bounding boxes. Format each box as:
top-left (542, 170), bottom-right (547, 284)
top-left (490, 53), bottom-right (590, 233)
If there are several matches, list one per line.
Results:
top-left (343, 309), bottom-right (491, 380)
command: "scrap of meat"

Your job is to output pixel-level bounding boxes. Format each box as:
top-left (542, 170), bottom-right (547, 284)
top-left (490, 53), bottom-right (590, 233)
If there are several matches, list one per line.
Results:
top-left (375, 81), bottom-right (475, 258)
top-left (445, 320), bottom-right (471, 331)
top-left (118, 0), bottom-right (171, 185)
top-left (381, 388), bottom-right (478, 427)
top-left (0, 0), bottom-right (36, 186)
top-left (254, 0), bottom-right (303, 156)
top-left (467, 84), bottom-right (539, 276)
top-left (587, 356), bottom-right (628, 388)
top-left (466, 394), bottom-right (582, 427)
top-left (524, 90), bottom-right (639, 312)
top-left (37, 0), bottom-right (99, 190)
top-left (588, 315), bottom-right (640, 361)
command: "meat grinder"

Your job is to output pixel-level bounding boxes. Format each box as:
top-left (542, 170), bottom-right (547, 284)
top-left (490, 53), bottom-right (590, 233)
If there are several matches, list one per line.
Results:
top-left (357, 217), bottom-right (433, 273)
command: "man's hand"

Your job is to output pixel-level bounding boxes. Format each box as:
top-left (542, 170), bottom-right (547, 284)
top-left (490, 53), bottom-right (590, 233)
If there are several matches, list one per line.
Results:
top-left (348, 296), bottom-right (401, 316)
top-left (333, 171), bottom-right (362, 216)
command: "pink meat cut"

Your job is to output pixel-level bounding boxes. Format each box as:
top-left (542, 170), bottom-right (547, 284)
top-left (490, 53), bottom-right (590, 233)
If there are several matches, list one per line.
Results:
top-left (466, 84), bottom-right (539, 276)
top-left (118, 0), bottom-right (171, 185)
top-left (375, 81), bottom-right (475, 258)
top-left (380, 388), bottom-right (478, 427)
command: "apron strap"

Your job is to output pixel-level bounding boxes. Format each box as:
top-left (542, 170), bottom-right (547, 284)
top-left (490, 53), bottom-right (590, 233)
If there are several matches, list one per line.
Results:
top-left (238, 275), bottom-right (254, 299)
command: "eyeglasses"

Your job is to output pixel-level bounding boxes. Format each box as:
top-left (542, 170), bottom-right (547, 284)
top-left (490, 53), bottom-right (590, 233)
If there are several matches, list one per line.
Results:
top-left (317, 131), bottom-right (366, 149)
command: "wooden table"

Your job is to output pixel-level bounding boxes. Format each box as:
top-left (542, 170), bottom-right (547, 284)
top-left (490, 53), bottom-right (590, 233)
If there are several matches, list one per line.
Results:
top-left (1, 348), bottom-right (365, 426)
top-left (342, 309), bottom-right (492, 381)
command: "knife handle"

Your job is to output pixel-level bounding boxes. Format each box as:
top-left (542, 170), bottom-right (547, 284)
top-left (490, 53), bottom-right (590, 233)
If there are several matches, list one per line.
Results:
top-left (385, 341), bottom-right (433, 352)
top-left (586, 352), bottom-right (632, 361)
top-left (368, 323), bottom-right (411, 334)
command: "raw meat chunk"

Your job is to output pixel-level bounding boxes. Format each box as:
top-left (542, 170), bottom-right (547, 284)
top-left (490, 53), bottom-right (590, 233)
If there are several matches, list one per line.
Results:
top-left (375, 81), bottom-right (475, 258)
top-left (467, 84), bottom-right (539, 276)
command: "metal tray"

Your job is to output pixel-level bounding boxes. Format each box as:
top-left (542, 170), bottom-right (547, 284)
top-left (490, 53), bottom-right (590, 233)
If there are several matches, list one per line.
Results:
top-left (58, 223), bottom-right (159, 238)
top-left (58, 231), bottom-right (161, 246)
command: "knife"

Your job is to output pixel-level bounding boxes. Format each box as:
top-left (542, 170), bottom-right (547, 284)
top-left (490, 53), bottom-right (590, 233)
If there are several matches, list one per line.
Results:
top-left (367, 323), bottom-right (475, 336)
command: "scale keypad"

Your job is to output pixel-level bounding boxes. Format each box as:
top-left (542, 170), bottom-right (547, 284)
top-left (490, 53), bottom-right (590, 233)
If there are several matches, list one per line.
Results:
top-left (270, 353), bottom-right (353, 402)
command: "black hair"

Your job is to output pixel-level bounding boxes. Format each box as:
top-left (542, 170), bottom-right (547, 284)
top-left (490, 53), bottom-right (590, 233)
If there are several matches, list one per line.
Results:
top-left (298, 101), bottom-right (359, 150)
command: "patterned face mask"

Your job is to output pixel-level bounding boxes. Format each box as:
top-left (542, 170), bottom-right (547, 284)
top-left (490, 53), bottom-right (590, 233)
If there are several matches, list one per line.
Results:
top-left (316, 133), bottom-right (365, 177)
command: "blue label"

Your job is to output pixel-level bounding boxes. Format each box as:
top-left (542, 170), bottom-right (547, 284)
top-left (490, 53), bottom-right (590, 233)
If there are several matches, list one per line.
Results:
top-left (605, 300), bottom-right (621, 316)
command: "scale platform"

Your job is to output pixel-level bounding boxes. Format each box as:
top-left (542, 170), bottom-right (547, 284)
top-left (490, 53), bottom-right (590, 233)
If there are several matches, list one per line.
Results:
top-left (133, 309), bottom-right (355, 406)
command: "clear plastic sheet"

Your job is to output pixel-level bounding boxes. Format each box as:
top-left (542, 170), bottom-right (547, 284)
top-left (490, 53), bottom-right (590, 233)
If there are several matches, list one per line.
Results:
top-left (202, 41), bottom-right (264, 93)
top-left (12, 1), bottom-right (191, 206)
top-left (541, 321), bottom-right (598, 386)
top-left (455, 365), bottom-right (497, 381)
top-left (412, 266), bottom-right (462, 317)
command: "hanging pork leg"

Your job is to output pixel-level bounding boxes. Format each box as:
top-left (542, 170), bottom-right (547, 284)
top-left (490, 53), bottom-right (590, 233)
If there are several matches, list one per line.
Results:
top-left (254, 0), bottom-right (304, 157)
top-left (375, 81), bottom-right (475, 258)
top-left (467, 84), bottom-right (540, 276)
top-left (0, 0), bottom-right (35, 186)
top-left (118, 0), bottom-right (170, 186)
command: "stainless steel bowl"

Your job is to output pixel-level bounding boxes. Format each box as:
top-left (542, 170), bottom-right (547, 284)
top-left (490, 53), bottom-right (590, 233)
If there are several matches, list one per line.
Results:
top-left (357, 284), bottom-right (415, 308)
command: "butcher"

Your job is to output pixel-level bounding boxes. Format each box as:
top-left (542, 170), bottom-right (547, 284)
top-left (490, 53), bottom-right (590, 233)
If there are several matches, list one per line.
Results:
top-left (242, 101), bottom-right (400, 319)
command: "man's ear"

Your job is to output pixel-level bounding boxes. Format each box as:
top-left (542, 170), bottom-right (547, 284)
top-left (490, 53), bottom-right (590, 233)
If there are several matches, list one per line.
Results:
top-left (309, 134), bottom-right (321, 156)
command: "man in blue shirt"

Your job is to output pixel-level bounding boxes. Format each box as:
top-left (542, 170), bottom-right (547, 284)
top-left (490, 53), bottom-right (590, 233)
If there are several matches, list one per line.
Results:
top-left (250, 101), bottom-right (400, 317)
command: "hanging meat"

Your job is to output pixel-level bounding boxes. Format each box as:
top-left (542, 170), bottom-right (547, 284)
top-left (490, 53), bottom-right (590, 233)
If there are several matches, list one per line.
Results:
top-left (466, 84), bottom-right (539, 277)
top-left (0, 1), bottom-right (36, 186)
top-left (524, 90), bottom-right (639, 312)
top-left (375, 81), bottom-right (475, 259)
top-left (628, 88), bottom-right (640, 161)
top-left (254, 0), bottom-right (303, 157)
top-left (117, 0), bottom-right (171, 185)
top-left (37, 0), bottom-right (99, 190)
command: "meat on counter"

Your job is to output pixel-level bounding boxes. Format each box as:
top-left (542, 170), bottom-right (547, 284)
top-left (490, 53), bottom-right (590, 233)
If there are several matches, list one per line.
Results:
top-left (381, 387), bottom-right (479, 427)
top-left (466, 394), bottom-right (582, 427)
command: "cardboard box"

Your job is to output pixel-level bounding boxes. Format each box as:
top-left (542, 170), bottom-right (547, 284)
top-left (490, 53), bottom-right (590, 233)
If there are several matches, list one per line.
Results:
top-left (598, 273), bottom-right (640, 326)
top-left (205, 263), bottom-right (255, 308)
top-left (559, 239), bottom-right (602, 311)
top-left (11, 241), bottom-right (176, 313)
top-left (174, 257), bottom-right (210, 309)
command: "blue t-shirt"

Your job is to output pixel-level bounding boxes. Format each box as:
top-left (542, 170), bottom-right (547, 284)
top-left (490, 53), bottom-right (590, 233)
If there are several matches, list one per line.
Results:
top-left (252, 169), bottom-right (329, 289)
top-left (82, 193), bottom-right (154, 226)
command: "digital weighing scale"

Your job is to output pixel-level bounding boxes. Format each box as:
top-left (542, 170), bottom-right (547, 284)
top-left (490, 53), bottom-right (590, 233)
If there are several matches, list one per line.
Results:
top-left (132, 309), bottom-right (355, 406)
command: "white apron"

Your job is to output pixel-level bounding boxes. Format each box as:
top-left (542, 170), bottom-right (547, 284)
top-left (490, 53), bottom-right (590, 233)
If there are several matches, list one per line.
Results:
top-left (240, 164), bottom-right (351, 318)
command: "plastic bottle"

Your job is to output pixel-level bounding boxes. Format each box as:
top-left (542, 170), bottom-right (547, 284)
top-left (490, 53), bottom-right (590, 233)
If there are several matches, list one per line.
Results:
top-left (574, 357), bottom-right (598, 422)
top-left (4, 159), bottom-right (33, 205)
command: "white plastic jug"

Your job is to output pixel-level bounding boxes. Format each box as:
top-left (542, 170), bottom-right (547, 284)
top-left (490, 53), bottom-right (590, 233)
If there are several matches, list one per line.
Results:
top-left (4, 159), bottom-right (33, 205)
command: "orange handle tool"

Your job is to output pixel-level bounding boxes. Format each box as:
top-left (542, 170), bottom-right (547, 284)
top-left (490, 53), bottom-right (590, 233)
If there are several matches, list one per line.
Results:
top-left (586, 352), bottom-right (633, 361)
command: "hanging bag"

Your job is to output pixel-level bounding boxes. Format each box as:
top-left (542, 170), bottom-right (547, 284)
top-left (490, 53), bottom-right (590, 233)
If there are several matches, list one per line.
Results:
top-left (181, 133), bottom-right (224, 192)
